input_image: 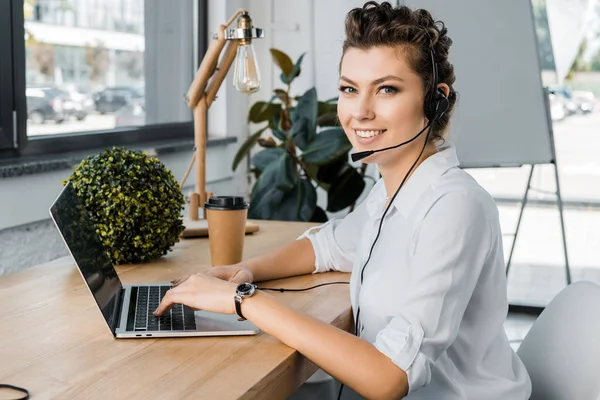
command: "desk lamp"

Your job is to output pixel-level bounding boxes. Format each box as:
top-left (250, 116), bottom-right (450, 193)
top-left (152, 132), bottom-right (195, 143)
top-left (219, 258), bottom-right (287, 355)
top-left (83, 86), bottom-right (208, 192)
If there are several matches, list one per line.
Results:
top-left (180, 9), bottom-right (263, 237)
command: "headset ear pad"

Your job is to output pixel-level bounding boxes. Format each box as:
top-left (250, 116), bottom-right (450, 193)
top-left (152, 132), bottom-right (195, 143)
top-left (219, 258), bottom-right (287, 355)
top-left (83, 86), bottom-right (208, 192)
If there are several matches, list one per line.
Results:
top-left (428, 87), bottom-right (449, 121)
top-left (425, 88), bottom-right (448, 121)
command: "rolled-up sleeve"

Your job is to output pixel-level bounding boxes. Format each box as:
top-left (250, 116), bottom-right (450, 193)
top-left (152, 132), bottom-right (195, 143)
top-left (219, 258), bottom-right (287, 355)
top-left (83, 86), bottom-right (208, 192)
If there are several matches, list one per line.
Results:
top-left (297, 201), bottom-right (366, 273)
top-left (373, 191), bottom-right (493, 393)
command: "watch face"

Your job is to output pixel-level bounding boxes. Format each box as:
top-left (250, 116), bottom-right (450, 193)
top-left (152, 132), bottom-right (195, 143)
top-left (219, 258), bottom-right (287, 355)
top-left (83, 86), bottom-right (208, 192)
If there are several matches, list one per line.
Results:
top-left (237, 283), bottom-right (254, 295)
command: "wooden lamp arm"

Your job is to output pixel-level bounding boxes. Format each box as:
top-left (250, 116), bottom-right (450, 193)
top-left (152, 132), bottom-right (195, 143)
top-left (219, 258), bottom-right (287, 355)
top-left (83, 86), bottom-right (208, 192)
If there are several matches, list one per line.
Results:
top-left (186, 8), bottom-right (248, 109)
top-left (205, 41), bottom-right (239, 108)
top-left (186, 25), bottom-right (226, 109)
top-left (182, 9), bottom-right (249, 221)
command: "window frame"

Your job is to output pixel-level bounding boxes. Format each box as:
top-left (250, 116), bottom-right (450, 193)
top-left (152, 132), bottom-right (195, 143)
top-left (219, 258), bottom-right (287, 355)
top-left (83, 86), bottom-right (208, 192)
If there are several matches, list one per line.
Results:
top-left (0, 0), bottom-right (17, 150)
top-left (0, 0), bottom-right (208, 159)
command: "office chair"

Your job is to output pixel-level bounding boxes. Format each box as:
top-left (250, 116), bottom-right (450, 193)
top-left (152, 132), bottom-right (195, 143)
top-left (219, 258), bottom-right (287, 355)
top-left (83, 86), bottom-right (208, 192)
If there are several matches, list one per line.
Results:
top-left (517, 281), bottom-right (600, 400)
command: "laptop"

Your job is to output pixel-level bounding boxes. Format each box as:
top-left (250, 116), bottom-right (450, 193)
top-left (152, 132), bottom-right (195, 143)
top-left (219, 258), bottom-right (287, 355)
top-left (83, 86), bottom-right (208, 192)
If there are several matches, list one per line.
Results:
top-left (49, 182), bottom-right (259, 338)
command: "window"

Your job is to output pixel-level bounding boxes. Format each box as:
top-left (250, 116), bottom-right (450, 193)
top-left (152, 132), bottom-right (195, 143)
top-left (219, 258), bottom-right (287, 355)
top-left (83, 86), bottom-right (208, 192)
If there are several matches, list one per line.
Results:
top-left (0, 1), bottom-right (17, 150)
top-left (1, 0), bottom-right (208, 158)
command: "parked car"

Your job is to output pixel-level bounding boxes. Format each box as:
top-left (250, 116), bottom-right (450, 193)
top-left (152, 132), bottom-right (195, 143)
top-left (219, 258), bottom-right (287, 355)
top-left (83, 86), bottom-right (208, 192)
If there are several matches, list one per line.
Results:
top-left (92, 86), bottom-right (144, 114)
top-left (114, 99), bottom-right (145, 127)
top-left (549, 93), bottom-right (566, 121)
top-left (572, 90), bottom-right (596, 114)
top-left (62, 85), bottom-right (95, 121)
top-left (547, 85), bottom-right (589, 115)
top-left (26, 87), bottom-right (66, 124)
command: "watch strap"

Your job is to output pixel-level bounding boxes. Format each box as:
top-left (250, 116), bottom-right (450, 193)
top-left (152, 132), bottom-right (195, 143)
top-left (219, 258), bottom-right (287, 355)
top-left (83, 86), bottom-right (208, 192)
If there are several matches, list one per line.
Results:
top-left (234, 295), bottom-right (246, 321)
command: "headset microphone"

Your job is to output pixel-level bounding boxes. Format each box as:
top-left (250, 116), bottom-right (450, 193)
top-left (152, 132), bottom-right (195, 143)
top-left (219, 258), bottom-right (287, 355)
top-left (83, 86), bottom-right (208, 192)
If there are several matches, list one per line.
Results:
top-left (350, 121), bottom-right (434, 162)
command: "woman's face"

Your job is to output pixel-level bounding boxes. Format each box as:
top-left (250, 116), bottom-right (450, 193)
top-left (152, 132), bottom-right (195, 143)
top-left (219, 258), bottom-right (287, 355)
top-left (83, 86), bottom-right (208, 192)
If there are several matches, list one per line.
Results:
top-left (338, 45), bottom-right (427, 165)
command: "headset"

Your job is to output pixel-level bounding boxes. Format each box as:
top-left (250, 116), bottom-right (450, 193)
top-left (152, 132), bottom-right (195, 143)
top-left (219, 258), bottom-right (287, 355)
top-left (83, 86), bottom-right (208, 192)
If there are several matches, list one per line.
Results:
top-left (350, 45), bottom-right (449, 162)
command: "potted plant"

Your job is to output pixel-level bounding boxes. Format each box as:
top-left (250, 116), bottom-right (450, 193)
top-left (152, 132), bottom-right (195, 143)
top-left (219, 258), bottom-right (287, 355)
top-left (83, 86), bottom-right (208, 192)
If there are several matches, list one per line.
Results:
top-left (67, 147), bottom-right (185, 265)
top-left (232, 48), bottom-right (367, 222)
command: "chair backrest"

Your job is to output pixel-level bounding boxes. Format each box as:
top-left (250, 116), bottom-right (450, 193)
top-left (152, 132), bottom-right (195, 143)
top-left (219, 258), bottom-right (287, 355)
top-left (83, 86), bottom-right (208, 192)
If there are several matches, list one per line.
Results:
top-left (517, 281), bottom-right (600, 400)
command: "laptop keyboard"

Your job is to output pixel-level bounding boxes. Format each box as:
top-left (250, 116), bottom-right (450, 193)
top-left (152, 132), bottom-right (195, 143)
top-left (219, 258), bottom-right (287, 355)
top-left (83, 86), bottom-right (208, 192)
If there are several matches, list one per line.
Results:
top-left (132, 286), bottom-right (197, 331)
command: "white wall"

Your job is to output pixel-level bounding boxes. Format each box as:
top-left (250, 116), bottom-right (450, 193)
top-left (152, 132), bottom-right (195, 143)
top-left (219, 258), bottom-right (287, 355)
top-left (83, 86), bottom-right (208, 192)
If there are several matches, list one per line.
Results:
top-left (250, 0), bottom-right (364, 102)
top-left (243, 0), bottom-right (378, 214)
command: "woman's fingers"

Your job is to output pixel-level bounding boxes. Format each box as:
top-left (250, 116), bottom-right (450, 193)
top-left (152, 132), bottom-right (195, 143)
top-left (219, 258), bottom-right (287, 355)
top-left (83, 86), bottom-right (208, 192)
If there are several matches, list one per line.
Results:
top-left (156, 273), bottom-right (236, 316)
top-left (206, 266), bottom-right (235, 281)
top-left (205, 266), bottom-right (230, 281)
top-left (229, 268), bottom-right (252, 284)
top-left (154, 287), bottom-right (186, 316)
top-left (170, 274), bottom-right (191, 288)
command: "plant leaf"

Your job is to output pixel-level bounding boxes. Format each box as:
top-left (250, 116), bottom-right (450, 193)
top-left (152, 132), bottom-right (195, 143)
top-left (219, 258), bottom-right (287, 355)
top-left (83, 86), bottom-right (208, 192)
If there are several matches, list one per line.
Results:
top-left (248, 186), bottom-right (282, 220)
top-left (317, 102), bottom-right (338, 126)
top-left (295, 88), bottom-right (318, 124)
top-left (316, 157), bottom-right (347, 184)
top-left (289, 53), bottom-right (306, 82)
top-left (251, 150), bottom-right (296, 199)
top-left (310, 206), bottom-right (328, 222)
top-left (290, 116), bottom-right (312, 150)
top-left (301, 128), bottom-right (351, 166)
top-left (274, 89), bottom-right (290, 105)
top-left (270, 48), bottom-right (294, 78)
top-left (318, 101), bottom-right (337, 116)
top-left (257, 137), bottom-right (277, 148)
top-left (250, 156), bottom-right (280, 200)
top-left (295, 178), bottom-right (317, 221)
top-left (317, 112), bottom-right (339, 127)
top-left (275, 151), bottom-right (297, 192)
top-left (232, 126), bottom-right (268, 171)
top-left (292, 87), bottom-right (318, 144)
top-left (280, 72), bottom-right (291, 85)
top-left (251, 148), bottom-right (284, 172)
top-left (327, 166), bottom-right (366, 212)
top-left (248, 101), bottom-right (281, 123)
top-left (249, 178), bottom-right (316, 221)
top-left (279, 108), bottom-right (292, 132)
top-left (270, 113), bottom-right (287, 141)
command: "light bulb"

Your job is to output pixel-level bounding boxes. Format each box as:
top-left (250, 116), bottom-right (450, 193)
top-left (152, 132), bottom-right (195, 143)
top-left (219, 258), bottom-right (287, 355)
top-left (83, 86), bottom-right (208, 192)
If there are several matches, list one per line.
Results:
top-left (233, 43), bottom-right (261, 94)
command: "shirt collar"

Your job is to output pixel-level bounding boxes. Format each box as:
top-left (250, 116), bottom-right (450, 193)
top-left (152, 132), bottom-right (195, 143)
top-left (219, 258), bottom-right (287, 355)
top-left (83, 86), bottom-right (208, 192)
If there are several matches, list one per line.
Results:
top-left (365, 143), bottom-right (460, 218)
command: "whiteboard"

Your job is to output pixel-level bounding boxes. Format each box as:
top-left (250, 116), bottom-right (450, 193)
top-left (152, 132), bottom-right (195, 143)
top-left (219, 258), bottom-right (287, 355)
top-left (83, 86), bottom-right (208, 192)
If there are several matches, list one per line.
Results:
top-left (401, 0), bottom-right (554, 168)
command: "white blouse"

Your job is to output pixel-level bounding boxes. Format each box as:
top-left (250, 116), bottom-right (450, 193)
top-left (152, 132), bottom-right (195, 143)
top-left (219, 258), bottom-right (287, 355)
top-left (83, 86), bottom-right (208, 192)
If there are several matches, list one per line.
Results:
top-left (299, 145), bottom-right (532, 399)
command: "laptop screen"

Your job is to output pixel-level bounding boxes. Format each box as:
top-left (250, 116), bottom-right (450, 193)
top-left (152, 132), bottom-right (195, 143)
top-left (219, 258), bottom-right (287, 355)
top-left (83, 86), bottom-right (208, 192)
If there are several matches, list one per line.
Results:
top-left (50, 182), bottom-right (123, 333)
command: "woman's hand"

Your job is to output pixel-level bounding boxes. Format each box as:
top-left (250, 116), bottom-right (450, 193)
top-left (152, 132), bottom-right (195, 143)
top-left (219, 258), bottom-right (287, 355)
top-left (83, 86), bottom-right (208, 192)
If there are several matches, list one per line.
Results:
top-left (153, 273), bottom-right (237, 316)
top-left (206, 264), bottom-right (254, 284)
top-left (168, 265), bottom-right (253, 290)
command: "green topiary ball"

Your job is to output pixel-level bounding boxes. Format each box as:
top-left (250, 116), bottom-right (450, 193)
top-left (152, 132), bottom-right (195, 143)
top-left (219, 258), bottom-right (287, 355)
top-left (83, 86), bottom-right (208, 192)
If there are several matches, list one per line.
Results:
top-left (68, 147), bottom-right (185, 265)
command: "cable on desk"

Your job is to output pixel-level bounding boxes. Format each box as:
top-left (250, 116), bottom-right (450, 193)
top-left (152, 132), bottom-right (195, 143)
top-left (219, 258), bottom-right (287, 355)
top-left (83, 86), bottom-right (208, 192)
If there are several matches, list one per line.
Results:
top-left (256, 281), bottom-right (350, 292)
top-left (0, 384), bottom-right (30, 400)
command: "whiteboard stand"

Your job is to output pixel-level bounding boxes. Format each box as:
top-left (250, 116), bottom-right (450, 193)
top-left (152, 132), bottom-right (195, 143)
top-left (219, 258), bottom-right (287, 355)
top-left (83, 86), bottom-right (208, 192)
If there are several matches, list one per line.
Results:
top-left (505, 88), bottom-right (572, 288)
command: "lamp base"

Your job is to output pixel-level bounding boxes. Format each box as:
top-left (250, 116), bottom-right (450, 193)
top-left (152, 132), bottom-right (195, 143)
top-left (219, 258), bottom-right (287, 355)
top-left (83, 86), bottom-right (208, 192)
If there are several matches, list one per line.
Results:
top-left (181, 218), bottom-right (260, 238)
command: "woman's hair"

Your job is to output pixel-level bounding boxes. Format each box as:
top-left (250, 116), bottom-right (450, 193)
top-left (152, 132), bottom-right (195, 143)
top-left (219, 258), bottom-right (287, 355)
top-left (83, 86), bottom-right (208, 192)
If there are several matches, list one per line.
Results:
top-left (342, 1), bottom-right (457, 144)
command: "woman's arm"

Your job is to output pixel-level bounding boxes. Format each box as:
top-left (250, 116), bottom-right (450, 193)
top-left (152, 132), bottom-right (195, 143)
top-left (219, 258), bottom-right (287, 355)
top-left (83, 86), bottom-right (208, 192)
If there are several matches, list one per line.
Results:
top-left (243, 291), bottom-right (409, 400)
top-left (155, 273), bottom-right (409, 400)
top-left (238, 237), bottom-right (317, 282)
top-left (240, 200), bottom-right (367, 282)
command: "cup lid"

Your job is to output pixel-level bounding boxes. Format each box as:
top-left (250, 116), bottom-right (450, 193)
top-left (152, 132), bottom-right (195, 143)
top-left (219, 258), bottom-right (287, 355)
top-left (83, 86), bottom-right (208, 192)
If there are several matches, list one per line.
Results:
top-left (204, 196), bottom-right (249, 210)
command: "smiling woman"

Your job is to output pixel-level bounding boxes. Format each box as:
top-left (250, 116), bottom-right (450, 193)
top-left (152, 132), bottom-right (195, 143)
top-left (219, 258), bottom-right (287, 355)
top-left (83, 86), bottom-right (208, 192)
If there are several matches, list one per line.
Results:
top-left (154, 2), bottom-right (532, 399)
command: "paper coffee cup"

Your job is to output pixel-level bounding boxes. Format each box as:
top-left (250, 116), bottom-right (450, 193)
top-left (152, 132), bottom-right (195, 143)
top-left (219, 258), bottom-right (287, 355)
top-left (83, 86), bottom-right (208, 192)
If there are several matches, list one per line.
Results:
top-left (204, 196), bottom-right (250, 266)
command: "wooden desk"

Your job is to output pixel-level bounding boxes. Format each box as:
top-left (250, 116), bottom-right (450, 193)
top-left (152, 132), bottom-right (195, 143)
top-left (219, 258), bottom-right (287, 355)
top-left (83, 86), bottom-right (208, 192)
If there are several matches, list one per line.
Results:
top-left (0, 220), bottom-right (352, 400)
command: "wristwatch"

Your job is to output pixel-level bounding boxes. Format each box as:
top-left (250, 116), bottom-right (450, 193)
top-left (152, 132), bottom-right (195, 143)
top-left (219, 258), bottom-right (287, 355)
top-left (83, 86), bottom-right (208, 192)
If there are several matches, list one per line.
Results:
top-left (234, 283), bottom-right (257, 321)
